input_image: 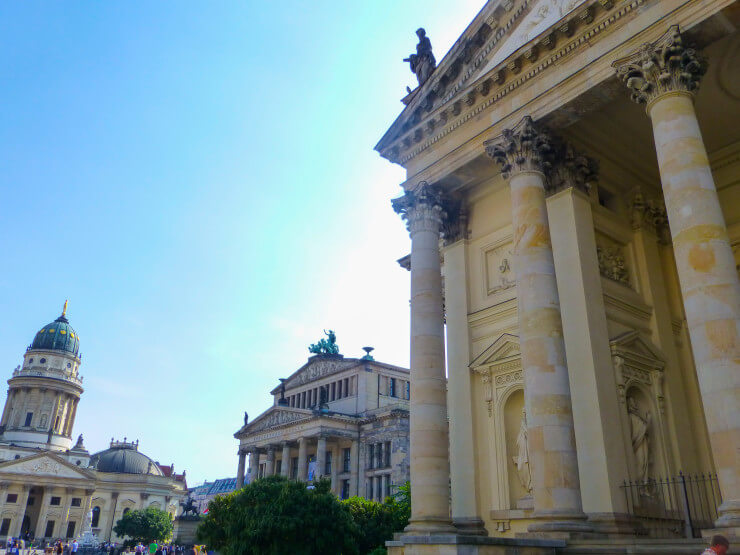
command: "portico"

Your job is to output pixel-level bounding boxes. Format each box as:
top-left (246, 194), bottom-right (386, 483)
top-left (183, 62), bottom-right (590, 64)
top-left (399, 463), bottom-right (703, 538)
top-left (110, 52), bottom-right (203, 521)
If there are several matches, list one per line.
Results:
top-left (377, 0), bottom-right (739, 551)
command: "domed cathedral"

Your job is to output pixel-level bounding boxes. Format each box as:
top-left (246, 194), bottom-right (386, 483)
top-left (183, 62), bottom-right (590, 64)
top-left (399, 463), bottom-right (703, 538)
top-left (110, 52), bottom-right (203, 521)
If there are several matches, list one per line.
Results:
top-left (0, 304), bottom-right (187, 543)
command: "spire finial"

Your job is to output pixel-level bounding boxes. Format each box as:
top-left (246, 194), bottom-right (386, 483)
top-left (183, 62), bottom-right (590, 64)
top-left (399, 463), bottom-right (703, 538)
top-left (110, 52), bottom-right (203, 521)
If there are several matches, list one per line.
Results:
top-left (62, 299), bottom-right (69, 317)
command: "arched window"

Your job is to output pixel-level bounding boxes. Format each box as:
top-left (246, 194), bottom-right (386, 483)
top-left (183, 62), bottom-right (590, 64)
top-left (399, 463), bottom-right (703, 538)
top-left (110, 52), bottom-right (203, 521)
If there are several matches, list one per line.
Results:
top-left (123, 508), bottom-right (131, 515)
top-left (92, 506), bottom-right (101, 527)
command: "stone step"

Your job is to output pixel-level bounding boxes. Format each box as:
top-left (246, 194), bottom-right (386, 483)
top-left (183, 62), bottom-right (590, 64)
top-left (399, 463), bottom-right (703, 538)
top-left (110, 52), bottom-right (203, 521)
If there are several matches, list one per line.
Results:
top-left (561, 538), bottom-right (740, 554)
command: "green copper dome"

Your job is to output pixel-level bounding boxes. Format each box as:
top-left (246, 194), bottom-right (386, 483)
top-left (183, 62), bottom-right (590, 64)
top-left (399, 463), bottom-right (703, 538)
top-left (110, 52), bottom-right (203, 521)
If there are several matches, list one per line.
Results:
top-left (29, 307), bottom-right (80, 357)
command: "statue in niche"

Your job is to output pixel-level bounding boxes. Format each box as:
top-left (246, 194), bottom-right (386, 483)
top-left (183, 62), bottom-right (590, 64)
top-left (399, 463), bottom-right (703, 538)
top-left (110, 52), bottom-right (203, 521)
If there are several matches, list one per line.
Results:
top-left (628, 395), bottom-right (651, 482)
top-left (512, 409), bottom-right (532, 493)
top-left (404, 28), bottom-right (436, 88)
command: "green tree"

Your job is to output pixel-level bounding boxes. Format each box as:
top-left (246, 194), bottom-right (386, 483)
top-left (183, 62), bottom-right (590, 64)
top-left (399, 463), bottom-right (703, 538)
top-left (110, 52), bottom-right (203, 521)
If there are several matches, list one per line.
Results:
top-left (341, 485), bottom-right (410, 555)
top-left (113, 506), bottom-right (174, 546)
top-left (197, 475), bottom-right (359, 555)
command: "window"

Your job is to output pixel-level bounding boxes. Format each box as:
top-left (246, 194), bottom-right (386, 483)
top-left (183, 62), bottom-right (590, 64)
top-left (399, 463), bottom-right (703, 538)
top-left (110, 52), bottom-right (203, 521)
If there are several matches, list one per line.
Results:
top-left (27, 496), bottom-right (35, 505)
top-left (50, 496), bottom-right (61, 506)
top-left (385, 476), bottom-right (392, 499)
top-left (24, 412), bottom-right (33, 427)
top-left (385, 441), bottom-right (391, 468)
top-left (331, 382), bottom-right (336, 401)
top-left (405, 381), bottom-right (410, 400)
top-left (342, 448), bottom-right (351, 473)
top-left (376, 443), bottom-right (383, 469)
top-left (340, 479), bottom-right (350, 500)
top-left (92, 507), bottom-right (101, 527)
top-left (66, 521), bottom-right (76, 538)
top-left (368, 444), bottom-right (375, 470)
top-left (389, 377), bottom-right (396, 397)
top-left (0, 519), bottom-right (10, 536)
top-left (44, 521), bottom-right (55, 538)
top-left (367, 479), bottom-right (374, 500)
top-left (6, 493), bottom-right (18, 503)
top-left (40, 358), bottom-right (46, 364)
top-left (324, 451), bottom-right (332, 476)
top-left (71, 498), bottom-right (82, 507)
top-left (338, 380), bottom-right (343, 398)
top-left (276, 460), bottom-right (282, 475)
top-left (28, 358), bottom-right (33, 364)
top-left (123, 508), bottom-right (130, 515)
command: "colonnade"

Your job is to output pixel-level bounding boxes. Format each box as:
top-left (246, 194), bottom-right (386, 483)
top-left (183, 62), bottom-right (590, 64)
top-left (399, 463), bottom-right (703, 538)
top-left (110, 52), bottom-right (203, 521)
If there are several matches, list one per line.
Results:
top-left (392, 25), bottom-right (739, 535)
top-left (236, 435), bottom-right (360, 497)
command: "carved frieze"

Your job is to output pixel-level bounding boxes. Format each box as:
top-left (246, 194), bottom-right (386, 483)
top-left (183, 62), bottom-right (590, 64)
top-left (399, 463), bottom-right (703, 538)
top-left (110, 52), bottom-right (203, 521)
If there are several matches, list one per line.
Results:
top-left (246, 409), bottom-right (312, 434)
top-left (596, 245), bottom-right (630, 286)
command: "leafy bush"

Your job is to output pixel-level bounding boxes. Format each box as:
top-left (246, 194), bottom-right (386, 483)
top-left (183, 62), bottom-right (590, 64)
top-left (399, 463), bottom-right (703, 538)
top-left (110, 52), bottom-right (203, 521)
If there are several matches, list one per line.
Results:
top-left (113, 506), bottom-right (173, 545)
top-left (341, 483), bottom-right (410, 555)
top-left (196, 475), bottom-right (359, 555)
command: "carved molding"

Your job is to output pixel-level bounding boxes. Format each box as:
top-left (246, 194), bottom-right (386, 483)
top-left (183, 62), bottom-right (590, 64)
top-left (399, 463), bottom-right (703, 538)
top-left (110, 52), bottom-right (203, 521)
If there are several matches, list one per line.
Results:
top-left (612, 25), bottom-right (706, 106)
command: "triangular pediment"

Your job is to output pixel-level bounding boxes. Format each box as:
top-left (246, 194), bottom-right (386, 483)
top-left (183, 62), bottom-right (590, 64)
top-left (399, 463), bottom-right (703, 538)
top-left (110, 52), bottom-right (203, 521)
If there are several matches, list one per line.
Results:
top-left (273, 356), bottom-right (362, 393)
top-left (375, 0), bottom-right (611, 164)
top-left (0, 452), bottom-right (95, 481)
top-left (610, 331), bottom-right (665, 370)
top-left (235, 406), bottom-right (314, 437)
top-left (470, 333), bottom-right (520, 369)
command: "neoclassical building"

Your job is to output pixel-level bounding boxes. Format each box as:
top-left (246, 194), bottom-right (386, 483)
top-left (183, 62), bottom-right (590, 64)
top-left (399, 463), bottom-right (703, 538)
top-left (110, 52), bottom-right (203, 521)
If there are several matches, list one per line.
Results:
top-left (0, 305), bottom-right (187, 543)
top-left (235, 348), bottom-right (410, 502)
top-left (376, 0), bottom-right (739, 552)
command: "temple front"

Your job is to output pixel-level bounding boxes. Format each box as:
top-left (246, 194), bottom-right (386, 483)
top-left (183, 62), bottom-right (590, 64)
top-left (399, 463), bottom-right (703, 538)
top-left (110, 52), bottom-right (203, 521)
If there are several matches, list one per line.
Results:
top-left (377, 0), bottom-right (739, 552)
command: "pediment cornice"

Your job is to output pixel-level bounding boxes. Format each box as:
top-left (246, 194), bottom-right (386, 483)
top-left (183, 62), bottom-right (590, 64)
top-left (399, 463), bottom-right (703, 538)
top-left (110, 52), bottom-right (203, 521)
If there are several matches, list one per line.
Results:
top-left (236, 407), bottom-right (314, 438)
top-left (376, 0), bottom-right (624, 167)
top-left (0, 452), bottom-right (96, 481)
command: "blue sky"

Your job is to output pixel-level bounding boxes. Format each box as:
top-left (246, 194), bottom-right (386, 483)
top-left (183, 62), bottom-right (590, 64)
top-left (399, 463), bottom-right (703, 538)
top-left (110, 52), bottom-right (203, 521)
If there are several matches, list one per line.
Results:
top-left (0, 1), bottom-right (483, 485)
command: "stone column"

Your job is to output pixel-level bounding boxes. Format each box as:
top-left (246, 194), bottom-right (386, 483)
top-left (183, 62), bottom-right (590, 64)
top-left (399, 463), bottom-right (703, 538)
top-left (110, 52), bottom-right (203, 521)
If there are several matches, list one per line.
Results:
top-left (297, 438), bottom-right (308, 481)
top-left (485, 117), bottom-right (589, 533)
top-left (316, 436), bottom-right (327, 479)
top-left (614, 26), bottom-right (740, 527)
top-left (248, 448), bottom-right (260, 483)
top-left (35, 487), bottom-right (50, 537)
top-left (443, 235), bottom-right (487, 535)
top-left (392, 182), bottom-right (456, 534)
top-left (60, 487), bottom-right (75, 537)
top-left (349, 440), bottom-right (359, 496)
top-left (11, 485), bottom-right (31, 537)
top-left (281, 442), bottom-right (291, 477)
top-left (265, 446), bottom-right (276, 476)
top-left (330, 444), bottom-right (340, 493)
top-left (236, 449), bottom-right (246, 488)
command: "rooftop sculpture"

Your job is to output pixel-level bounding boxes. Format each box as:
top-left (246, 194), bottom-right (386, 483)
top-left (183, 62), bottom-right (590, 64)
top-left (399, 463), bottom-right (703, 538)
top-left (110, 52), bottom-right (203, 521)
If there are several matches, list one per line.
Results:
top-left (308, 329), bottom-right (340, 355)
top-left (404, 28), bottom-right (436, 89)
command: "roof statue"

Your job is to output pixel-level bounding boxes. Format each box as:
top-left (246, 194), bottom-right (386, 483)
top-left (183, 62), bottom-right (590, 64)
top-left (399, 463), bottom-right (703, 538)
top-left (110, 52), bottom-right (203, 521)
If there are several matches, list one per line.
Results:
top-left (244, 411), bottom-right (249, 426)
top-left (404, 28), bottom-right (436, 90)
top-left (308, 329), bottom-right (340, 355)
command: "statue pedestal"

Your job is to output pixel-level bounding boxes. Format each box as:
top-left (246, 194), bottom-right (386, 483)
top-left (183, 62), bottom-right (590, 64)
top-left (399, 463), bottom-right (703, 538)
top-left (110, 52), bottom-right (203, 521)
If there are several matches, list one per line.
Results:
top-left (173, 516), bottom-right (202, 545)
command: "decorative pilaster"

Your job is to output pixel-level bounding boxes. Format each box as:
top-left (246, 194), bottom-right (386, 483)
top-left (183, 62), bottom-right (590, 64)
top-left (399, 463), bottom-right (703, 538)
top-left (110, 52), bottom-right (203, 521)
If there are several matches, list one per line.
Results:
top-left (349, 440), bottom-right (359, 496)
top-left (236, 449), bottom-right (246, 488)
top-left (392, 181), bottom-right (456, 534)
top-left (485, 116), bottom-right (590, 534)
top-left (614, 26), bottom-right (740, 528)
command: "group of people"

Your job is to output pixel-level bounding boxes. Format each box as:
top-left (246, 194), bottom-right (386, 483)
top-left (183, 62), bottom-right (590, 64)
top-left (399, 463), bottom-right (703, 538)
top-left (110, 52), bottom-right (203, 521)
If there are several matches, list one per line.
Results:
top-left (130, 544), bottom-right (201, 555)
top-left (2, 538), bottom-right (78, 555)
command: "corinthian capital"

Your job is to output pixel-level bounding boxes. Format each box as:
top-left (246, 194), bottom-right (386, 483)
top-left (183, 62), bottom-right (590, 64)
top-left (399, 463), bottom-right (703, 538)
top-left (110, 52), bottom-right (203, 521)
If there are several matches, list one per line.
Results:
top-left (392, 181), bottom-right (447, 236)
top-left (612, 25), bottom-right (706, 106)
top-left (549, 141), bottom-right (598, 195)
top-left (484, 116), bottom-right (553, 179)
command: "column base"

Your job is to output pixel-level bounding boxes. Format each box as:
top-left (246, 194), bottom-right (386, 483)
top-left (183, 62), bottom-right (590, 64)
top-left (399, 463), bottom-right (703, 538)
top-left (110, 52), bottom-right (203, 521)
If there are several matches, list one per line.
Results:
top-left (386, 533), bottom-right (565, 555)
top-left (715, 500), bottom-right (740, 528)
top-left (404, 517), bottom-right (458, 535)
top-left (524, 510), bottom-right (593, 538)
top-left (587, 512), bottom-right (643, 536)
top-left (452, 517), bottom-right (488, 536)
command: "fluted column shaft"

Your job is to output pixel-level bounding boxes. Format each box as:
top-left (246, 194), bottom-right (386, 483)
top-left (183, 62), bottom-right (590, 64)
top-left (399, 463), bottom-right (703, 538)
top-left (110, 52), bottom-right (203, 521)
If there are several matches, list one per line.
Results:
top-left (614, 26), bottom-right (740, 527)
top-left (236, 449), bottom-right (246, 488)
top-left (248, 448), bottom-right (260, 483)
top-left (280, 442), bottom-right (291, 477)
top-left (392, 183), bottom-right (455, 534)
top-left (485, 117), bottom-right (588, 533)
top-left (265, 447), bottom-right (276, 476)
top-left (316, 436), bottom-right (327, 479)
top-left (11, 486), bottom-right (31, 536)
top-left (297, 438), bottom-right (308, 481)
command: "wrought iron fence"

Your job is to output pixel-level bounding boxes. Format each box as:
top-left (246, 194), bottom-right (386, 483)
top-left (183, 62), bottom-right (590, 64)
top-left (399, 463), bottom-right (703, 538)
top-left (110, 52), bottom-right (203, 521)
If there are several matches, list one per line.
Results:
top-left (620, 472), bottom-right (722, 539)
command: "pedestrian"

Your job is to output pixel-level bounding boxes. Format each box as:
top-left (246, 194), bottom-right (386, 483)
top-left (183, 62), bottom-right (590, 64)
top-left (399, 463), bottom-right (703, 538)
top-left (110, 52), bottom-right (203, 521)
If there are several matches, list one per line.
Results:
top-left (148, 541), bottom-right (157, 555)
top-left (702, 534), bottom-right (730, 555)
top-left (71, 539), bottom-right (79, 555)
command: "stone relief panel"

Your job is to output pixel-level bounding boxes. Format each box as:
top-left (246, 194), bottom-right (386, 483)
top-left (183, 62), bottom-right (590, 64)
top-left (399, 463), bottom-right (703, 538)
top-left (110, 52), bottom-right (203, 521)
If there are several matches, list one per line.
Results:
top-left (484, 241), bottom-right (516, 296)
top-left (247, 409), bottom-right (311, 434)
top-left (595, 234), bottom-right (632, 287)
top-left (285, 359), bottom-right (357, 389)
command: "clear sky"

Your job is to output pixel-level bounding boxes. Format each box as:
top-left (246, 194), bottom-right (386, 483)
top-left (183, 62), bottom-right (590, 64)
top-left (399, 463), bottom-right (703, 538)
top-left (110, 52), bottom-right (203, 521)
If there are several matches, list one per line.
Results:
top-left (0, 0), bottom-right (484, 486)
